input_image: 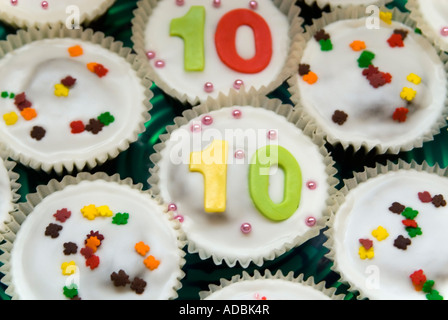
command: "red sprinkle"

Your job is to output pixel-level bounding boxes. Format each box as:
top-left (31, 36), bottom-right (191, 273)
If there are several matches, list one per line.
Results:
top-left (402, 219), bottom-right (418, 228)
top-left (418, 191), bottom-right (432, 203)
top-left (387, 33), bottom-right (404, 48)
top-left (85, 255), bottom-right (100, 270)
top-left (94, 64), bottom-right (109, 78)
top-left (359, 238), bottom-right (373, 250)
top-left (70, 120), bottom-right (85, 134)
top-left (392, 107), bottom-right (409, 123)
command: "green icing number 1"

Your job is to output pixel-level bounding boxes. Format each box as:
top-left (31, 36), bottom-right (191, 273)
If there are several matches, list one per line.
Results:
top-left (169, 6), bottom-right (205, 71)
top-left (249, 145), bottom-right (302, 222)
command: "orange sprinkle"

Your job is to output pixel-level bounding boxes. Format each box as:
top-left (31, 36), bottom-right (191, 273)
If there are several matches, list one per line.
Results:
top-left (68, 45), bottom-right (83, 57)
top-left (135, 241), bottom-right (150, 256)
top-left (85, 236), bottom-right (101, 252)
top-left (87, 62), bottom-right (98, 73)
top-left (350, 40), bottom-right (366, 51)
top-left (303, 71), bottom-right (318, 85)
top-left (20, 107), bottom-right (37, 121)
top-left (143, 255), bottom-right (160, 271)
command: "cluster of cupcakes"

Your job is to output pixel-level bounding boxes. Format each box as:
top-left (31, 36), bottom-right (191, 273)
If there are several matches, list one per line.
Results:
top-left (0, 0), bottom-right (447, 301)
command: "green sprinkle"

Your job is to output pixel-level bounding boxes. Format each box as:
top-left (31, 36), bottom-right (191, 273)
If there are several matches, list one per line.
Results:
top-left (357, 50), bottom-right (375, 68)
top-left (63, 285), bottom-right (78, 299)
top-left (112, 212), bottom-right (129, 225)
top-left (426, 290), bottom-right (443, 301)
top-left (414, 28), bottom-right (422, 34)
top-left (1, 91), bottom-right (8, 98)
top-left (402, 207), bottom-right (419, 220)
top-left (422, 280), bottom-right (435, 293)
top-left (98, 112), bottom-right (115, 126)
top-left (319, 39), bottom-right (333, 51)
top-left (9, 93), bottom-right (15, 99)
top-left (406, 226), bottom-right (422, 238)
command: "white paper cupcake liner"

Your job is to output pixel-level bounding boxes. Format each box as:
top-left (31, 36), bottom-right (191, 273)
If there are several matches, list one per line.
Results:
top-left (148, 88), bottom-right (339, 268)
top-left (199, 269), bottom-right (345, 300)
top-left (287, 5), bottom-right (448, 155)
top-left (323, 159), bottom-right (447, 300)
top-left (0, 171), bottom-right (187, 300)
top-left (131, 0), bottom-right (305, 106)
top-left (0, 0), bottom-right (116, 29)
top-left (0, 146), bottom-right (21, 236)
top-left (303, 0), bottom-right (389, 10)
top-left (0, 26), bottom-right (153, 174)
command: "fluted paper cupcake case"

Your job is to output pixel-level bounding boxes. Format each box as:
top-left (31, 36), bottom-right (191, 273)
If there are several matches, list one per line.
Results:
top-left (148, 88), bottom-right (339, 268)
top-left (287, 5), bottom-right (448, 155)
top-left (0, 171), bottom-right (187, 300)
top-left (0, 146), bottom-right (21, 236)
top-left (407, 0), bottom-right (448, 53)
top-left (0, 0), bottom-right (116, 29)
top-left (323, 159), bottom-right (447, 300)
top-left (131, 0), bottom-right (305, 106)
top-left (303, 0), bottom-right (389, 10)
top-left (199, 269), bottom-right (345, 300)
top-left (0, 26), bottom-right (153, 174)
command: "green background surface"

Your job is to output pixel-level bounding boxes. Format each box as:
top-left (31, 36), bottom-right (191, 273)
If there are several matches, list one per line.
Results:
top-left (0, 0), bottom-right (444, 300)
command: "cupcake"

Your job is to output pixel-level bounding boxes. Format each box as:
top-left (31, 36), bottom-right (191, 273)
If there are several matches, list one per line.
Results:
top-left (288, 6), bottom-right (448, 154)
top-left (199, 269), bottom-right (344, 300)
top-left (149, 90), bottom-right (338, 268)
top-left (0, 172), bottom-right (186, 300)
top-left (325, 160), bottom-right (448, 300)
top-left (0, 149), bottom-right (20, 234)
top-left (0, 26), bottom-right (152, 173)
top-left (407, 0), bottom-right (448, 52)
top-left (0, 0), bottom-right (116, 28)
top-left (131, 0), bottom-right (303, 105)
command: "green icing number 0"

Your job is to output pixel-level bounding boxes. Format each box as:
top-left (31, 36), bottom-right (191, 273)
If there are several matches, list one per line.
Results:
top-left (249, 145), bottom-right (302, 222)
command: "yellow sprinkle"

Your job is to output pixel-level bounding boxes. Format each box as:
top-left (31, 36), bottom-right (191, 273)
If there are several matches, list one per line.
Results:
top-left (81, 204), bottom-right (98, 220)
top-left (358, 246), bottom-right (374, 260)
top-left (379, 11), bottom-right (393, 25)
top-left (61, 261), bottom-right (77, 275)
top-left (3, 111), bottom-right (18, 125)
top-left (54, 83), bottom-right (69, 97)
top-left (400, 87), bottom-right (417, 102)
top-left (407, 73), bottom-right (421, 85)
top-left (97, 205), bottom-right (113, 217)
top-left (372, 226), bottom-right (389, 241)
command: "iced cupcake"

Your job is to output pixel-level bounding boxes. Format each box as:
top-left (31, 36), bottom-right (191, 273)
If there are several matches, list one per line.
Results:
top-left (200, 269), bottom-right (344, 300)
top-left (0, 0), bottom-right (116, 28)
top-left (149, 90), bottom-right (337, 268)
top-left (131, 0), bottom-right (303, 105)
top-left (407, 0), bottom-right (448, 52)
top-left (0, 172), bottom-right (186, 300)
top-left (326, 160), bottom-right (448, 300)
top-left (0, 26), bottom-right (152, 173)
top-left (289, 6), bottom-right (448, 154)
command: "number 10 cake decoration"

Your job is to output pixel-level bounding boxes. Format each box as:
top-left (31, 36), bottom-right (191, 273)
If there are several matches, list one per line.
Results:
top-left (132, 0), bottom-right (303, 105)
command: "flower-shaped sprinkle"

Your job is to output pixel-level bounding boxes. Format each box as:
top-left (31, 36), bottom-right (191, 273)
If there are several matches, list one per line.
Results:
top-left (3, 112), bottom-right (18, 125)
top-left (135, 241), bottom-right (150, 256)
top-left (372, 226), bottom-right (389, 241)
top-left (61, 261), bottom-right (77, 275)
top-left (358, 245), bottom-right (374, 260)
top-left (143, 255), bottom-right (160, 271)
top-left (81, 204), bottom-right (98, 220)
top-left (54, 83), bottom-right (69, 97)
top-left (400, 87), bottom-right (417, 102)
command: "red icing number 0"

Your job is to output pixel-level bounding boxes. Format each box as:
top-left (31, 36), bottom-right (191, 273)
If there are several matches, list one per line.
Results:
top-left (170, 7), bottom-right (273, 74)
top-left (215, 9), bottom-right (273, 74)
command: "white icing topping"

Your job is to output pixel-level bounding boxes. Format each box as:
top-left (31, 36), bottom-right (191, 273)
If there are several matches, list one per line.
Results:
top-left (0, 0), bottom-right (113, 26)
top-left (156, 106), bottom-right (329, 265)
top-left (204, 278), bottom-right (331, 300)
top-left (297, 18), bottom-right (447, 152)
top-left (10, 180), bottom-right (184, 300)
top-left (332, 170), bottom-right (448, 300)
top-left (415, 0), bottom-right (448, 51)
top-left (143, 0), bottom-right (290, 103)
top-left (0, 38), bottom-right (147, 171)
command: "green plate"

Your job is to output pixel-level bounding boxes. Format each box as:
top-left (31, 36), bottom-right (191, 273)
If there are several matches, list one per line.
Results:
top-left (0, 0), bottom-right (442, 301)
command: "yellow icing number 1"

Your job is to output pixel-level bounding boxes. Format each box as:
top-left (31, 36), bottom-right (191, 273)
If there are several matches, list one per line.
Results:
top-left (189, 141), bottom-right (302, 221)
